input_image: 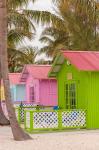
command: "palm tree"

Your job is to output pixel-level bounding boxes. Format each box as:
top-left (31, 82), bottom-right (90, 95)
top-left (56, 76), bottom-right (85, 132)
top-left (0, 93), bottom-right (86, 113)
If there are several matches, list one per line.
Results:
top-left (0, 0), bottom-right (32, 140)
top-left (7, 0), bottom-right (64, 72)
top-left (0, 64), bottom-right (10, 125)
top-left (7, 1), bottom-right (36, 73)
top-left (8, 47), bottom-right (38, 72)
top-left (39, 0), bottom-right (99, 58)
top-left (20, 46), bottom-right (38, 64)
top-left (0, 0), bottom-right (37, 125)
top-left (36, 59), bottom-right (52, 64)
top-left (0, 0), bottom-right (62, 140)
top-left (39, 27), bottom-right (70, 57)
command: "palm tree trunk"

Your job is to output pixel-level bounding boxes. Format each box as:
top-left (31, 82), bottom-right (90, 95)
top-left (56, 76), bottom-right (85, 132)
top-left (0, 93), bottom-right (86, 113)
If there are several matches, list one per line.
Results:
top-left (0, 64), bottom-right (10, 125)
top-left (0, 82), bottom-right (10, 125)
top-left (0, 101), bottom-right (10, 125)
top-left (0, 0), bottom-right (31, 141)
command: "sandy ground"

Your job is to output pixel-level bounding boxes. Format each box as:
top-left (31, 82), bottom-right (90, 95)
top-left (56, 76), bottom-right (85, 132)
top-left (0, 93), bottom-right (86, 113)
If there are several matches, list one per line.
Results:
top-left (0, 127), bottom-right (99, 150)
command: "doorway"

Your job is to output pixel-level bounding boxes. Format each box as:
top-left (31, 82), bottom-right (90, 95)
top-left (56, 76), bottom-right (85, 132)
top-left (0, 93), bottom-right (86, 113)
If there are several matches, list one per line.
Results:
top-left (65, 82), bottom-right (77, 109)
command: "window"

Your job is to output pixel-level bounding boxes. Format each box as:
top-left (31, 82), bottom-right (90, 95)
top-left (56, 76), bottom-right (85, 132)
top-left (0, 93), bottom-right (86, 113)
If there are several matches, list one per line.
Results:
top-left (29, 87), bottom-right (35, 102)
top-left (65, 83), bottom-right (77, 109)
top-left (10, 87), bottom-right (14, 101)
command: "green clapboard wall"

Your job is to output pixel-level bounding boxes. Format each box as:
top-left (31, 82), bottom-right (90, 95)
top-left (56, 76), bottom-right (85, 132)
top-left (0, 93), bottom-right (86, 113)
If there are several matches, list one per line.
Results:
top-left (56, 60), bottom-right (99, 129)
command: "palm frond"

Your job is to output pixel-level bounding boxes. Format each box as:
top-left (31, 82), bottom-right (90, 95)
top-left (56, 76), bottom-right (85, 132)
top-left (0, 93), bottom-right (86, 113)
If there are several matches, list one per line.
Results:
top-left (8, 46), bottom-right (38, 72)
top-left (40, 0), bottom-right (99, 57)
top-left (7, 0), bottom-right (37, 9)
top-left (8, 29), bottom-right (34, 47)
top-left (22, 10), bottom-right (65, 29)
top-left (40, 36), bottom-right (54, 44)
top-left (8, 10), bottom-right (36, 32)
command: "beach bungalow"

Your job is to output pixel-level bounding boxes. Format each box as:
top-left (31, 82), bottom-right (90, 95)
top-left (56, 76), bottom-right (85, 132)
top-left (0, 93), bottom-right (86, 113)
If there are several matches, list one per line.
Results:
top-left (10, 73), bottom-right (26, 103)
top-left (1, 73), bottom-right (26, 116)
top-left (1, 73), bottom-right (26, 102)
top-left (20, 65), bottom-right (57, 106)
top-left (48, 51), bottom-right (99, 129)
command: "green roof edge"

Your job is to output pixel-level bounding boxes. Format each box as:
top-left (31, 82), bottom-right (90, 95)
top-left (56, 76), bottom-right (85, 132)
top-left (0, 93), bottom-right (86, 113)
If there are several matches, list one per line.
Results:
top-left (48, 52), bottom-right (62, 78)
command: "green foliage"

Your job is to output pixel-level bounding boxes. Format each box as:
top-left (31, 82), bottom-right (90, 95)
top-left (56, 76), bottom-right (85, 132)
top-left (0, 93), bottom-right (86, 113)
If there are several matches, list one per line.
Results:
top-left (39, 27), bottom-right (70, 57)
top-left (7, 0), bottom-right (61, 72)
top-left (7, 0), bottom-right (36, 9)
top-left (8, 46), bottom-right (38, 72)
top-left (7, 0), bottom-right (36, 72)
top-left (40, 0), bottom-right (99, 58)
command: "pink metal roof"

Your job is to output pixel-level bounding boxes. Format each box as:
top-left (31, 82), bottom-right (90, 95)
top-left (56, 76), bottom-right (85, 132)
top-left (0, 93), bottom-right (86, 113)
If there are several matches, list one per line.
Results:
top-left (62, 51), bottom-right (99, 71)
top-left (1, 73), bottom-right (22, 85)
top-left (21, 65), bottom-right (54, 80)
top-left (9, 73), bottom-right (22, 84)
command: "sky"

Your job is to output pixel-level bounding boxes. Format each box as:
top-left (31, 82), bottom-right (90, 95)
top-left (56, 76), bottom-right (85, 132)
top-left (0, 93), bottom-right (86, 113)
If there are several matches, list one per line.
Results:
top-left (26, 0), bottom-right (53, 48)
top-left (24, 0), bottom-right (54, 60)
top-left (28, 0), bottom-right (53, 12)
top-left (24, 0), bottom-right (53, 60)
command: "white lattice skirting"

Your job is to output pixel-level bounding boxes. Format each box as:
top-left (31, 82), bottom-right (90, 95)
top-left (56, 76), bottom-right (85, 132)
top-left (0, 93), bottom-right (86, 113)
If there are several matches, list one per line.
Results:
top-left (15, 107), bottom-right (36, 122)
top-left (33, 112), bottom-right (58, 129)
top-left (25, 110), bottom-right (86, 130)
top-left (62, 110), bottom-right (86, 128)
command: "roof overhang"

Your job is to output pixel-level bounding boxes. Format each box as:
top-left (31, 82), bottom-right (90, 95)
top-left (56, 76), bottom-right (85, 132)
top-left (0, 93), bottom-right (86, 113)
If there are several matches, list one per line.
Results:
top-left (48, 52), bottom-right (65, 78)
top-left (20, 65), bottom-right (29, 82)
top-left (48, 50), bottom-right (99, 77)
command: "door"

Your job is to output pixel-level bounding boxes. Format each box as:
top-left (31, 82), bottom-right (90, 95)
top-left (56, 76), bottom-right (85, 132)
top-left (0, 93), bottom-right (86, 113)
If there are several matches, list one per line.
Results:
top-left (29, 86), bottom-right (35, 102)
top-left (65, 82), bottom-right (77, 109)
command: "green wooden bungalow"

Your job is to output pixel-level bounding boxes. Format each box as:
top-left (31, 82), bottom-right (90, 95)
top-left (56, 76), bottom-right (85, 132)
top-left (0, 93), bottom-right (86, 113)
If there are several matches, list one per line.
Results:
top-left (48, 51), bottom-right (99, 129)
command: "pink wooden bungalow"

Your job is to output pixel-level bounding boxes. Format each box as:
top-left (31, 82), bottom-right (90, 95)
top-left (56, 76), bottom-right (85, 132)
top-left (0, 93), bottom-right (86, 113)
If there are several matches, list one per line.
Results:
top-left (20, 65), bottom-right (57, 106)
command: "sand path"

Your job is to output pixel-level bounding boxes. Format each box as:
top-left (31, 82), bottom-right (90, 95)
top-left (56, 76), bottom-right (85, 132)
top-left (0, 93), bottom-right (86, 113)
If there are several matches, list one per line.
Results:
top-left (0, 126), bottom-right (99, 150)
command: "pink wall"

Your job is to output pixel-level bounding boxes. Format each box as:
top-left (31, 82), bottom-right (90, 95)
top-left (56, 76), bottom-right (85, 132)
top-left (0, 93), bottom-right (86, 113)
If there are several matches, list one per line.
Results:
top-left (26, 74), bottom-right (39, 104)
top-left (25, 74), bottom-right (57, 106)
top-left (39, 79), bottom-right (57, 106)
